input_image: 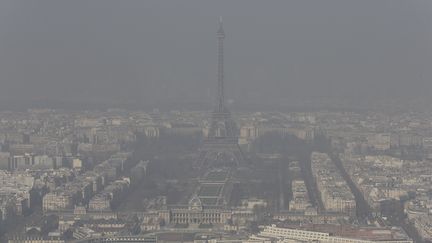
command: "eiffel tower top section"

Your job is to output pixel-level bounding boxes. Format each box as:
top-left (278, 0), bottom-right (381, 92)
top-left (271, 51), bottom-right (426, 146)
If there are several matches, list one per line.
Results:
top-left (216, 17), bottom-right (226, 114)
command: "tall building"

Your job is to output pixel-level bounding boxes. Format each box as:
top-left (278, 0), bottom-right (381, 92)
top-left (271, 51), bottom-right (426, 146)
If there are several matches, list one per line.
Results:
top-left (198, 18), bottom-right (245, 168)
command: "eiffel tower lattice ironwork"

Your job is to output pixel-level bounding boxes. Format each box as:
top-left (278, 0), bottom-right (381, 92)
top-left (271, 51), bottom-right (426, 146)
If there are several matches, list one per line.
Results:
top-left (198, 17), bottom-right (245, 168)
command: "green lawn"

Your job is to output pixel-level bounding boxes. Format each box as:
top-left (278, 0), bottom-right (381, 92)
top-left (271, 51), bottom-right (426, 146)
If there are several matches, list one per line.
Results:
top-left (204, 171), bottom-right (228, 181)
top-left (198, 184), bottom-right (222, 197)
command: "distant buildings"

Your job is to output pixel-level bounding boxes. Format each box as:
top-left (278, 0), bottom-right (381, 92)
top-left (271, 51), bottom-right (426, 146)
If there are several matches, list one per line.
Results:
top-left (0, 170), bottom-right (33, 219)
top-left (253, 224), bottom-right (412, 243)
top-left (311, 152), bottom-right (356, 214)
top-left (43, 192), bottom-right (73, 212)
top-left (289, 180), bottom-right (313, 212)
top-left (42, 154), bottom-right (132, 213)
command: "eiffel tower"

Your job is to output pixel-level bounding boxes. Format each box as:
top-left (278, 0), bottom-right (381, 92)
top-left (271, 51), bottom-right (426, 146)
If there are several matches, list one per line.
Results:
top-left (198, 18), bottom-right (245, 168)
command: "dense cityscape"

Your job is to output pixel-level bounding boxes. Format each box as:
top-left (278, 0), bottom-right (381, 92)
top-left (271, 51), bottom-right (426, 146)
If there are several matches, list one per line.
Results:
top-left (2, 107), bottom-right (432, 242)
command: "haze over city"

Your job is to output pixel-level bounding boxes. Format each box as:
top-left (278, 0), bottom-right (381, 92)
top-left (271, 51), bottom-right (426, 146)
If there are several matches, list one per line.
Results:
top-left (0, 1), bottom-right (432, 109)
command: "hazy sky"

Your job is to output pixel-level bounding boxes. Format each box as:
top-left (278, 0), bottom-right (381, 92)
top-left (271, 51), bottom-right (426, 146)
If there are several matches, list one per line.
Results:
top-left (0, 0), bottom-right (432, 108)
